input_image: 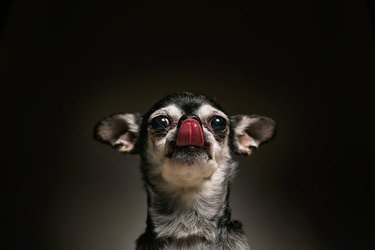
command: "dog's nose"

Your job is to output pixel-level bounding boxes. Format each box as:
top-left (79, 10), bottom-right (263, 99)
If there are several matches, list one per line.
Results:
top-left (176, 116), bottom-right (204, 147)
top-left (177, 115), bottom-right (202, 127)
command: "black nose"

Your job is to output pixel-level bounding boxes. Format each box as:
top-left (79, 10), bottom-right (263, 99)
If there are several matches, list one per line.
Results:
top-left (177, 114), bottom-right (202, 128)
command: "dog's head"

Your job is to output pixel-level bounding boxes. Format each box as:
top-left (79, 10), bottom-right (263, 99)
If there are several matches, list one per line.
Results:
top-left (94, 92), bottom-right (275, 189)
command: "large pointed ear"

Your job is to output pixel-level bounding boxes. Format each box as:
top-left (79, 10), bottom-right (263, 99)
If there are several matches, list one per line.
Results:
top-left (231, 114), bottom-right (276, 156)
top-left (93, 113), bottom-right (142, 154)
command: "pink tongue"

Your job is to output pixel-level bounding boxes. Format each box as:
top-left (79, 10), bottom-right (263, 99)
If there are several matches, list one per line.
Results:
top-left (176, 119), bottom-right (204, 147)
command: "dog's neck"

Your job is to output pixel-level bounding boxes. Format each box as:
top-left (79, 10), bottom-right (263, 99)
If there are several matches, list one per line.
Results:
top-left (143, 161), bottom-right (236, 242)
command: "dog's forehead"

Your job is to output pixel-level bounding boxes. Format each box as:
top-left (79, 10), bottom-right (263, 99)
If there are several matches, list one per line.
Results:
top-left (148, 93), bottom-right (226, 119)
top-left (149, 104), bottom-right (183, 119)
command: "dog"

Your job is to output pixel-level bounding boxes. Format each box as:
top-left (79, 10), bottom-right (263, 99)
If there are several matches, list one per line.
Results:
top-left (94, 92), bottom-right (276, 249)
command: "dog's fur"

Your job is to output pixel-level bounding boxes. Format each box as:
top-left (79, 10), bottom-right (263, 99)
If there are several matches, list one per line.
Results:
top-left (94, 92), bottom-right (275, 249)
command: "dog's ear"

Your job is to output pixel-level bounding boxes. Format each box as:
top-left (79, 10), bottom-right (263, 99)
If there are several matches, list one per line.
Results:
top-left (94, 113), bottom-right (142, 154)
top-left (231, 114), bottom-right (276, 156)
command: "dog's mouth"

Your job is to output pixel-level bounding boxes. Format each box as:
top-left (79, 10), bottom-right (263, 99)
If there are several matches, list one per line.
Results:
top-left (165, 142), bottom-right (212, 165)
top-left (164, 118), bottom-right (212, 165)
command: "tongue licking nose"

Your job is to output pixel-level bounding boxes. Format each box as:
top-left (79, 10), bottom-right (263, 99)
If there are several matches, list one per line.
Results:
top-left (176, 119), bottom-right (204, 147)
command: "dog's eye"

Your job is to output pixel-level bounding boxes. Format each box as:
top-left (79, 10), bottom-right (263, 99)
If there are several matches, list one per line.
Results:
top-left (210, 116), bottom-right (227, 132)
top-left (151, 116), bottom-right (170, 131)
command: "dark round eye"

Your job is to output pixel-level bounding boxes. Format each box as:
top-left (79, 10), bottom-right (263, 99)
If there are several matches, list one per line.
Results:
top-left (210, 116), bottom-right (227, 132)
top-left (151, 116), bottom-right (170, 131)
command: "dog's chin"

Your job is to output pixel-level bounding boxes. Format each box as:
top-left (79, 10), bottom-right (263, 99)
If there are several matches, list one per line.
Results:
top-left (161, 146), bottom-right (216, 188)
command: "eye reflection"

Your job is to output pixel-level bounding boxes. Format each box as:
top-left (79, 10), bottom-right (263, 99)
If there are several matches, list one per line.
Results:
top-left (210, 116), bottom-right (227, 132)
top-left (151, 116), bottom-right (170, 132)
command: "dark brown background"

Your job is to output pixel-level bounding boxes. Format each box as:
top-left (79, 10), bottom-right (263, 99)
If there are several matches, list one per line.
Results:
top-left (1, 1), bottom-right (373, 250)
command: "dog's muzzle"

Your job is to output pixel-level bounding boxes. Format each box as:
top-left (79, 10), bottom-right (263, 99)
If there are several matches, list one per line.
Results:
top-left (166, 116), bottom-right (211, 163)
